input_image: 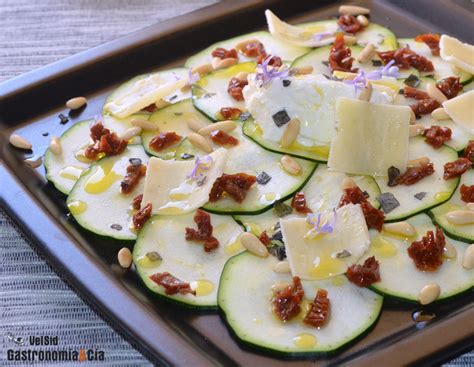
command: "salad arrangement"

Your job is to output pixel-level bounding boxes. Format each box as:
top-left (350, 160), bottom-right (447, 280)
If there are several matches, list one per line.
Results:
top-left (10, 5), bottom-right (474, 356)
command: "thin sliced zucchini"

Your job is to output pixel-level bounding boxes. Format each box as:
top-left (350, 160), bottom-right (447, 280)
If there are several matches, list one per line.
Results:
top-left (430, 169), bottom-right (473, 242)
top-left (218, 252), bottom-right (383, 355)
top-left (141, 99), bottom-right (212, 159)
top-left (192, 62), bottom-right (256, 121)
top-left (185, 31), bottom-right (309, 68)
top-left (134, 211), bottom-right (243, 308)
top-left (66, 145), bottom-right (149, 240)
top-left (366, 213), bottom-right (474, 302)
top-left (175, 122), bottom-right (317, 215)
top-left (376, 137), bottom-right (459, 222)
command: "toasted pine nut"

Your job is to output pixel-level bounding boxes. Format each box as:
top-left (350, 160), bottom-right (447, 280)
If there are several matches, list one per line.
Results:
top-left (466, 203), bottom-right (474, 211)
top-left (409, 124), bottom-right (425, 137)
top-left (358, 82), bottom-right (373, 101)
top-left (357, 43), bottom-right (376, 63)
top-left (188, 132), bottom-right (213, 153)
top-left (120, 126), bottom-right (142, 141)
top-left (293, 66), bottom-right (313, 75)
top-left (66, 96), bottom-right (87, 110)
top-left (356, 14), bottom-right (370, 27)
top-left (192, 63), bottom-right (213, 75)
top-left (280, 155), bottom-right (302, 175)
top-left (341, 177), bottom-right (357, 190)
top-left (273, 261), bottom-right (291, 273)
top-left (215, 57), bottom-right (238, 70)
top-left (427, 83), bottom-right (447, 103)
top-left (462, 244), bottom-right (474, 270)
top-left (280, 118), bottom-right (300, 148)
top-left (235, 39), bottom-right (259, 51)
top-left (446, 210), bottom-right (474, 225)
top-left (24, 156), bottom-right (42, 168)
top-left (240, 232), bottom-right (269, 257)
top-left (339, 5), bottom-right (370, 15)
top-left (211, 57), bottom-right (221, 69)
top-left (9, 134), bottom-right (32, 150)
top-left (418, 283), bottom-right (440, 305)
top-left (431, 107), bottom-right (450, 120)
top-left (383, 222), bottom-right (417, 237)
top-left (186, 119), bottom-right (208, 132)
top-left (443, 240), bottom-right (457, 259)
top-left (343, 35), bottom-right (358, 45)
top-left (155, 99), bottom-right (171, 109)
top-left (49, 137), bottom-right (62, 155)
top-left (410, 109), bottom-right (417, 125)
top-left (118, 247), bottom-right (132, 268)
top-left (131, 117), bottom-right (159, 131)
top-left (236, 72), bottom-right (248, 80)
top-left (407, 156), bottom-right (430, 168)
top-left (198, 120), bottom-right (237, 135)
top-left (271, 282), bottom-right (290, 292)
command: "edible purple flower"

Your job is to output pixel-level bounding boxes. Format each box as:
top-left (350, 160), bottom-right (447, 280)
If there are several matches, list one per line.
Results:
top-left (344, 59), bottom-right (400, 92)
top-left (255, 55), bottom-right (293, 87)
top-left (305, 209), bottom-right (337, 238)
top-left (313, 31), bottom-right (334, 41)
top-left (188, 67), bottom-right (200, 84)
top-left (187, 155), bottom-right (213, 182)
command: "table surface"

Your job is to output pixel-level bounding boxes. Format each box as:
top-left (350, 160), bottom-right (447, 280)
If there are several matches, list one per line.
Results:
top-left (0, 1), bottom-right (472, 366)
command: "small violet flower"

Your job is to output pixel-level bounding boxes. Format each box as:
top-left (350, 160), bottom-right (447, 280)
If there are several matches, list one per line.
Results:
top-left (255, 55), bottom-right (293, 87)
top-left (313, 31), bottom-right (334, 41)
top-left (305, 209), bottom-right (337, 239)
top-left (344, 59), bottom-right (400, 92)
top-left (188, 67), bottom-right (200, 84)
top-left (187, 155), bottom-right (213, 182)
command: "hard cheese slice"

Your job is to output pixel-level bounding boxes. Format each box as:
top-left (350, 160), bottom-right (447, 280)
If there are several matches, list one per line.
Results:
top-left (328, 97), bottom-right (410, 176)
top-left (442, 90), bottom-right (474, 134)
top-left (280, 204), bottom-right (370, 280)
top-left (141, 148), bottom-right (227, 215)
top-left (439, 35), bottom-right (474, 74)
top-left (105, 74), bottom-right (187, 118)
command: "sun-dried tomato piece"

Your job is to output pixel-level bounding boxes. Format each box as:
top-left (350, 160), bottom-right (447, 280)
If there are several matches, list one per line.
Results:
top-left (411, 98), bottom-right (441, 117)
top-left (259, 231), bottom-right (271, 246)
top-left (460, 184), bottom-right (474, 203)
top-left (133, 202), bottom-right (152, 229)
top-left (407, 227), bottom-right (445, 271)
top-left (443, 158), bottom-right (472, 180)
top-left (423, 125), bottom-right (452, 149)
top-left (303, 289), bottom-right (330, 328)
top-left (378, 48), bottom-right (434, 72)
top-left (84, 121), bottom-right (128, 159)
top-left (272, 276), bottom-right (305, 322)
top-left (100, 132), bottom-right (128, 156)
top-left (257, 54), bottom-right (283, 68)
top-left (436, 77), bottom-right (462, 99)
top-left (347, 256), bottom-right (381, 287)
top-left (415, 33), bottom-right (441, 56)
top-left (185, 209), bottom-right (213, 241)
top-left (463, 141), bottom-right (474, 163)
top-left (149, 272), bottom-right (195, 295)
top-left (227, 77), bottom-right (248, 101)
top-left (121, 163), bottom-right (146, 194)
top-left (204, 236), bottom-right (219, 252)
top-left (211, 47), bottom-right (238, 60)
top-left (90, 122), bottom-right (107, 141)
top-left (84, 145), bottom-right (101, 160)
top-left (396, 162), bottom-right (435, 185)
top-left (209, 173), bottom-right (257, 203)
top-left (142, 103), bottom-right (157, 113)
top-left (404, 86), bottom-right (430, 100)
top-left (329, 34), bottom-right (357, 73)
top-left (149, 131), bottom-right (182, 152)
top-left (337, 14), bottom-right (362, 34)
top-left (291, 192), bottom-right (312, 214)
top-left (210, 130), bottom-right (239, 146)
top-left (220, 107), bottom-right (242, 120)
top-left (132, 194), bottom-right (143, 210)
top-left (239, 40), bottom-right (266, 58)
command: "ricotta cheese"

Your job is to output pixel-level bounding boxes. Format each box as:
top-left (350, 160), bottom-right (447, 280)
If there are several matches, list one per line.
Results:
top-left (442, 90), bottom-right (474, 134)
top-left (439, 35), bottom-right (474, 74)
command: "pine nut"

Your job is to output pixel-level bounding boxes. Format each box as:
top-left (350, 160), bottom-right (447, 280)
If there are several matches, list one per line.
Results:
top-left (409, 124), bottom-right (425, 137)
top-left (341, 177), bottom-right (357, 190)
top-left (120, 126), bottom-right (142, 141)
top-left (9, 134), bottom-right (32, 150)
top-left (358, 82), bottom-right (373, 101)
top-left (357, 43), bottom-right (376, 63)
top-left (443, 240), bottom-right (457, 259)
top-left (431, 107), bottom-right (450, 120)
top-left (191, 63), bottom-right (213, 75)
top-left (236, 72), bottom-right (248, 80)
top-left (187, 119), bottom-right (208, 132)
top-left (240, 232), bottom-right (269, 257)
top-left (418, 283), bottom-right (440, 305)
top-left (215, 57), bottom-right (238, 70)
top-left (280, 118), bottom-right (300, 148)
top-left (49, 137), bottom-right (62, 155)
top-left (24, 156), bottom-right (42, 168)
top-left (293, 66), bottom-right (313, 75)
top-left (211, 57), bottom-right (221, 69)
top-left (273, 260), bottom-right (291, 273)
top-left (271, 282), bottom-right (290, 292)
top-left (66, 96), bottom-right (87, 110)
top-left (188, 132), bottom-right (213, 153)
top-left (407, 157), bottom-right (430, 168)
top-left (280, 155), bottom-right (302, 175)
top-left (235, 39), bottom-right (259, 51)
top-left (383, 222), bottom-right (417, 237)
top-left (131, 117), bottom-right (159, 131)
top-left (339, 5), bottom-right (370, 15)
top-left (427, 83), bottom-right (447, 103)
top-left (356, 14), bottom-right (370, 27)
top-left (155, 99), bottom-right (171, 109)
top-left (410, 109), bottom-right (416, 125)
top-left (118, 247), bottom-right (132, 268)
top-left (462, 244), bottom-right (474, 270)
top-left (466, 203), bottom-right (474, 211)
top-left (198, 120), bottom-right (237, 135)
top-left (343, 35), bottom-right (358, 45)
top-left (446, 210), bottom-right (474, 225)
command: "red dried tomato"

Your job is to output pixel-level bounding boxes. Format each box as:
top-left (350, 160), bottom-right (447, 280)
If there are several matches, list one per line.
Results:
top-left (132, 194), bottom-right (143, 210)
top-left (84, 122), bottom-right (128, 159)
top-left (238, 40), bottom-right (266, 58)
top-left (423, 125), bottom-right (452, 149)
top-left (84, 145), bottom-right (101, 160)
top-left (346, 256), bottom-right (381, 287)
top-left (337, 14), bottom-right (362, 34)
top-left (149, 272), bottom-right (195, 295)
top-left (185, 209), bottom-right (219, 252)
top-left (411, 98), bottom-right (441, 117)
top-left (272, 276), bottom-right (305, 322)
top-left (460, 184), bottom-right (474, 203)
top-left (404, 86), bottom-right (430, 100)
top-left (259, 231), bottom-right (271, 246)
top-left (257, 54), bottom-right (283, 67)
top-left (211, 47), bottom-right (238, 60)
top-left (90, 122), bottom-right (106, 141)
top-left (132, 202), bottom-right (152, 229)
top-left (291, 192), bottom-right (312, 214)
top-left (415, 33), bottom-right (441, 56)
top-left (303, 289), bottom-right (330, 328)
top-left (443, 158), bottom-right (472, 180)
top-left (220, 107), bottom-right (242, 120)
top-left (204, 237), bottom-right (219, 252)
top-left (142, 103), bottom-right (157, 113)
top-left (149, 131), bottom-right (182, 152)
top-left (436, 77), bottom-right (462, 99)
top-left (210, 130), bottom-right (239, 146)
top-left (463, 141), bottom-right (474, 163)
top-left (329, 34), bottom-right (357, 73)
top-left (227, 77), bottom-right (248, 101)
top-left (209, 173), bottom-right (257, 203)
top-left (120, 163), bottom-right (146, 194)
top-left (407, 227), bottom-right (445, 271)
top-left (378, 48), bottom-right (434, 72)
top-left (396, 162), bottom-right (435, 185)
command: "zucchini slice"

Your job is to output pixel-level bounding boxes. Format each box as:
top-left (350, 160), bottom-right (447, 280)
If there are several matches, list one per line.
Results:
top-left (218, 252), bottom-right (383, 355)
top-left (67, 145), bottom-right (149, 240)
top-left (184, 31), bottom-right (309, 68)
top-left (366, 213), bottom-right (474, 302)
top-left (376, 137), bottom-right (459, 222)
top-left (141, 99), bottom-right (212, 159)
top-left (430, 169), bottom-right (473, 242)
top-left (192, 62), bottom-right (256, 121)
top-left (133, 211), bottom-right (244, 308)
top-left (175, 122), bottom-right (317, 215)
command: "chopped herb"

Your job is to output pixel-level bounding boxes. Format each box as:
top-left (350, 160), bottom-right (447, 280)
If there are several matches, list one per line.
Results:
top-left (378, 192), bottom-right (400, 213)
top-left (371, 60), bottom-right (382, 67)
top-left (387, 166), bottom-right (401, 187)
top-left (362, 191), bottom-right (370, 198)
top-left (271, 230), bottom-right (283, 242)
top-left (58, 114), bottom-right (69, 124)
top-left (336, 249), bottom-right (352, 258)
top-left (239, 111), bottom-right (251, 121)
top-left (414, 192), bottom-right (427, 200)
top-left (42, 132), bottom-right (49, 137)
top-left (129, 158), bottom-right (142, 166)
top-left (169, 95), bottom-right (178, 101)
top-left (322, 61), bottom-right (329, 67)
top-left (174, 112), bottom-right (183, 116)
top-left (282, 79), bottom-right (291, 87)
top-left (196, 175), bottom-right (207, 187)
top-left (404, 74), bottom-right (421, 88)
top-left (145, 251), bottom-right (162, 261)
top-left (180, 153), bottom-right (194, 160)
top-left (424, 74), bottom-right (435, 78)
top-left (399, 89), bottom-right (405, 95)
top-left (110, 224), bottom-right (123, 231)
top-left (273, 200), bottom-right (292, 217)
top-left (268, 240), bottom-right (286, 260)
top-left (203, 93), bottom-right (216, 99)
top-left (272, 110), bottom-right (291, 127)
top-left (256, 171), bottom-right (272, 185)
top-left (273, 221), bottom-right (281, 231)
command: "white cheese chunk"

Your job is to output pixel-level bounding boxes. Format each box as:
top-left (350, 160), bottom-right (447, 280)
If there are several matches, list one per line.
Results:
top-left (280, 204), bottom-right (370, 280)
top-left (105, 74), bottom-right (187, 118)
top-left (442, 90), bottom-right (474, 134)
top-left (141, 148), bottom-right (227, 215)
top-left (440, 35), bottom-right (474, 74)
top-left (328, 97), bottom-right (410, 176)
